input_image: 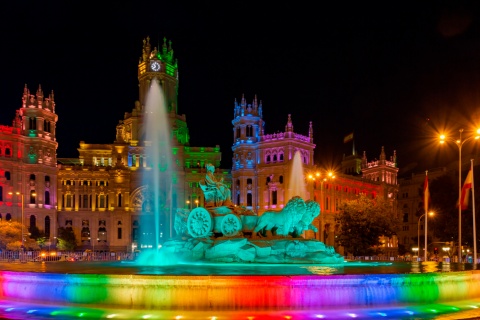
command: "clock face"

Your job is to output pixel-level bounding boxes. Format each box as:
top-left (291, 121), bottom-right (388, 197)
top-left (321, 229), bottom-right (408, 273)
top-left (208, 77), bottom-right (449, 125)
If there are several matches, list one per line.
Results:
top-left (151, 61), bottom-right (160, 71)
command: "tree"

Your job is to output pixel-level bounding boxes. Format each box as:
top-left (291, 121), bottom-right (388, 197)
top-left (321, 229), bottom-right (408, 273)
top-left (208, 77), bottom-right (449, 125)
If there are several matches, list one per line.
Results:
top-left (0, 221), bottom-right (22, 250)
top-left (56, 227), bottom-right (77, 251)
top-left (336, 194), bottom-right (401, 256)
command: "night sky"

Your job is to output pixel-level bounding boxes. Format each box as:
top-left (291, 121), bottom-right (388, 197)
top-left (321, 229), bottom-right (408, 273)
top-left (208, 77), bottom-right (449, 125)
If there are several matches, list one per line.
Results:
top-left (2, 1), bottom-right (480, 176)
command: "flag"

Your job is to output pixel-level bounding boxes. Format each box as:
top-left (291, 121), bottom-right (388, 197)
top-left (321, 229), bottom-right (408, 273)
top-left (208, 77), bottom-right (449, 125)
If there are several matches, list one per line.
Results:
top-left (343, 132), bottom-right (354, 143)
top-left (459, 169), bottom-right (473, 210)
top-left (424, 174), bottom-right (430, 213)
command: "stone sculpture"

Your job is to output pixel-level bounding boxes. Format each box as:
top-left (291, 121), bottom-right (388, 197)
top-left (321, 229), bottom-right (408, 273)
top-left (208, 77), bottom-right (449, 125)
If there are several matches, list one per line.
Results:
top-left (160, 165), bottom-right (344, 264)
top-left (253, 196), bottom-right (306, 237)
top-left (199, 163), bottom-right (233, 207)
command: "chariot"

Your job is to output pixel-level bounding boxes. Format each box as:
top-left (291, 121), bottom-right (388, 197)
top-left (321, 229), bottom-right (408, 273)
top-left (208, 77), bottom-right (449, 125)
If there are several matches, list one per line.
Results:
top-left (186, 207), bottom-right (258, 238)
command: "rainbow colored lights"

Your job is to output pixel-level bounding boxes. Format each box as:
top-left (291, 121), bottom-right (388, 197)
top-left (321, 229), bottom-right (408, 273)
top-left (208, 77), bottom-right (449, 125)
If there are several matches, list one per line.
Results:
top-left (0, 270), bottom-right (480, 319)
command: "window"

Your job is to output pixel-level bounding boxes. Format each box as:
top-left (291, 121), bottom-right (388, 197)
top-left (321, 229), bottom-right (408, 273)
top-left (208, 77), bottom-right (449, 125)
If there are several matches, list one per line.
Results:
top-left (403, 212), bottom-right (408, 223)
top-left (266, 155), bottom-right (271, 163)
top-left (5, 148), bottom-right (10, 157)
top-left (29, 117), bottom-right (36, 130)
top-left (279, 176), bottom-right (283, 184)
top-left (132, 220), bottom-right (139, 241)
top-left (66, 194), bottom-right (72, 207)
top-left (44, 191), bottom-right (50, 205)
top-left (272, 190), bottom-right (277, 205)
top-left (83, 195), bottom-right (88, 208)
top-left (246, 125), bottom-right (253, 137)
top-left (118, 227), bottom-right (122, 239)
top-left (98, 220), bottom-right (107, 242)
top-left (44, 120), bottom-right (51, 133)
top-left (0, 186), bottom-right (2, 201)
top-left (5, 171), bottom-right (10, 180)
top-left (247, 178), bottom-right (252, 185)
top-left (279, 153), bottom-right (284, 161)
top-left (118, 193), bottom-right (122, 207)
top-left (6, 213), bottom-right (11, 221)
top-left (29, 215), bottom-right (36, 230)
top-left (247, 193), bottom-right (252, 206)
top-left (30, 190), bottom-right (36, 204)
top-left (45, 216), bottom-right (50, 237)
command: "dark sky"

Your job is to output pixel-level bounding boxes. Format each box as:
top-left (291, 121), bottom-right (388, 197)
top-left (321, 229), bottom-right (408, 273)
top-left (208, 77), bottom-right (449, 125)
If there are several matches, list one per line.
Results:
top-left (2, 1), bottom-right (480, 175)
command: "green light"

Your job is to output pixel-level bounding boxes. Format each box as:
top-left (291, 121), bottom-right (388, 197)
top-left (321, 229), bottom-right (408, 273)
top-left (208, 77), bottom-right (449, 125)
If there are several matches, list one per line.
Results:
top-left (166, 64), bottom-right (175, 76)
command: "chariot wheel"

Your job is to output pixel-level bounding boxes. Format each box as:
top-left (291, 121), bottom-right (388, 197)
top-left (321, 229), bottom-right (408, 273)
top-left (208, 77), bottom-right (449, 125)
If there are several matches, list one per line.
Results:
top-left (187, 207), bottom-right (213, 238)
top-left (220, 214), bottom-right (242, 237)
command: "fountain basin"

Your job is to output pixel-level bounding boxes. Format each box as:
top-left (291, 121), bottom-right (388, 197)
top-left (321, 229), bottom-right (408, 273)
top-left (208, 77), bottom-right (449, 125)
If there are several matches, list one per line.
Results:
top-left (1, 267), bottom-right (480, 311)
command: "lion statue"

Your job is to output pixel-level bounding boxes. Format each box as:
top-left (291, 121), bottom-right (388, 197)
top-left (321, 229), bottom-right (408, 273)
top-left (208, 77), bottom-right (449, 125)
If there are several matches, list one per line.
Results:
top-left (291, 200), bottom-right (320, 238)
top-left (253, 196), bottom-right (307, 237)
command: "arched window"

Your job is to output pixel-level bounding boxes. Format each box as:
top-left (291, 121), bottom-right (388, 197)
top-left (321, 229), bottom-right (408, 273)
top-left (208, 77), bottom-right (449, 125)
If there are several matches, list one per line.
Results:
top-left (273, 154), bottom-right (277, 162)
top-left (279, 175), bottom-right (284, 184)
top-left (5, 171), bottom-right (10, 180)
top-left (279, 153), bottom-right (284, 161)
top-left (5, 148), bottom-right (11, 157)
top-left (266, 155), bottom-right (271, 163)
top-left (272, 190), bottom-right (277, 205)
top-left (0, 186), bottom-right (2, 201)
top-left (118, 193), bottom-right (122, 207)
top-left (6, 213), bottom-right (11, 221)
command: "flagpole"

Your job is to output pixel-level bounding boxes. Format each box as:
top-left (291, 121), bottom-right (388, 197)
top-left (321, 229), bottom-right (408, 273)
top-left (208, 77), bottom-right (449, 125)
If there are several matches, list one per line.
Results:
top-left (471, 159), bottom-right (477, 264)
top-left (425, 171), bottom-right (428, 262)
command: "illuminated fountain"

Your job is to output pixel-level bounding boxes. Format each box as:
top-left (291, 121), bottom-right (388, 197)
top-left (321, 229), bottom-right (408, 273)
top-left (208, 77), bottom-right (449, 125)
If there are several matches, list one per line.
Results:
top-left (135, 78), bottom-right (174, 266)
top-left (2, 83), bottom-right (480, 319)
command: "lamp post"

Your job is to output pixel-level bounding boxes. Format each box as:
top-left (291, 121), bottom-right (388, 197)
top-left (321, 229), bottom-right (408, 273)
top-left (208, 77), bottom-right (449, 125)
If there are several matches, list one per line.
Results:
top-left (307, 170), bottom-right (335, 243)
top-left (440, 128), bottom-right (480, 263)
top-left (195, 199), bottom-right (199, 207)
top-left (417, 211), bottom-right (434, 261)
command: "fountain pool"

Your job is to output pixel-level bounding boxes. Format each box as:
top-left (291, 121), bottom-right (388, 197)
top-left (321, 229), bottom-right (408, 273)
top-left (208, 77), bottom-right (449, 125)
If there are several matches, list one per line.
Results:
top-left (0, 261), bottom-right (480, 319)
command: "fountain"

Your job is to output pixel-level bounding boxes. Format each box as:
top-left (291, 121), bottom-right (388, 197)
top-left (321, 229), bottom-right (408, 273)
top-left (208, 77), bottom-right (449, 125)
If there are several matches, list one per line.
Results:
top-left (1, 81), bottom-right (480, 319)
top-left (134, 78), bottom-right (173, 266)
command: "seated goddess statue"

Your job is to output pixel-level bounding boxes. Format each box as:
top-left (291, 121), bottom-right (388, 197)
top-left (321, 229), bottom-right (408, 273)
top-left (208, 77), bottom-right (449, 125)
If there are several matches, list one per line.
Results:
top-left (200, 163), bottom-right (232, 207)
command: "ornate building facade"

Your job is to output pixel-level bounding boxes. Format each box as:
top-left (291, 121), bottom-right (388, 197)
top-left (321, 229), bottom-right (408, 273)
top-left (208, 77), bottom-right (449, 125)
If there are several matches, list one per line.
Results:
top-left (0, 36), bottom-right (401, 255)
top-left (0, 85), bottom-right (58, 247)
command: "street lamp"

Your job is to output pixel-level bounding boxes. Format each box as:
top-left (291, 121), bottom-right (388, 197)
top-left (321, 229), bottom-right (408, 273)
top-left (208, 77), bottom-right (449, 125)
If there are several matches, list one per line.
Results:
top-left (195, 199), bottom-right (199, 207)
top-left (307, 170), bottom-right (335, 243)
top-left (417, 211), bottom-right (434, 261)
top-left (440, 128), bottom-right (480, 262)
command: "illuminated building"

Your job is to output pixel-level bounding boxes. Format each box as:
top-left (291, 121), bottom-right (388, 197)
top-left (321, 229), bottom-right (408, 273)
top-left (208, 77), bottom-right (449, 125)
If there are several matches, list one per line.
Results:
top-left (0, 36), bottom-right (400, 254)
top-left (0, 85), bottom-right (58, 247)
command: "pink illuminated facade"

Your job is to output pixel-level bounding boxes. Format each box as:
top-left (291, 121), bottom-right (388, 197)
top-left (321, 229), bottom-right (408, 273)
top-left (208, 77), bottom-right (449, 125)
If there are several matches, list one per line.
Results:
top-left (0, 85), bottom-right (58, 247)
